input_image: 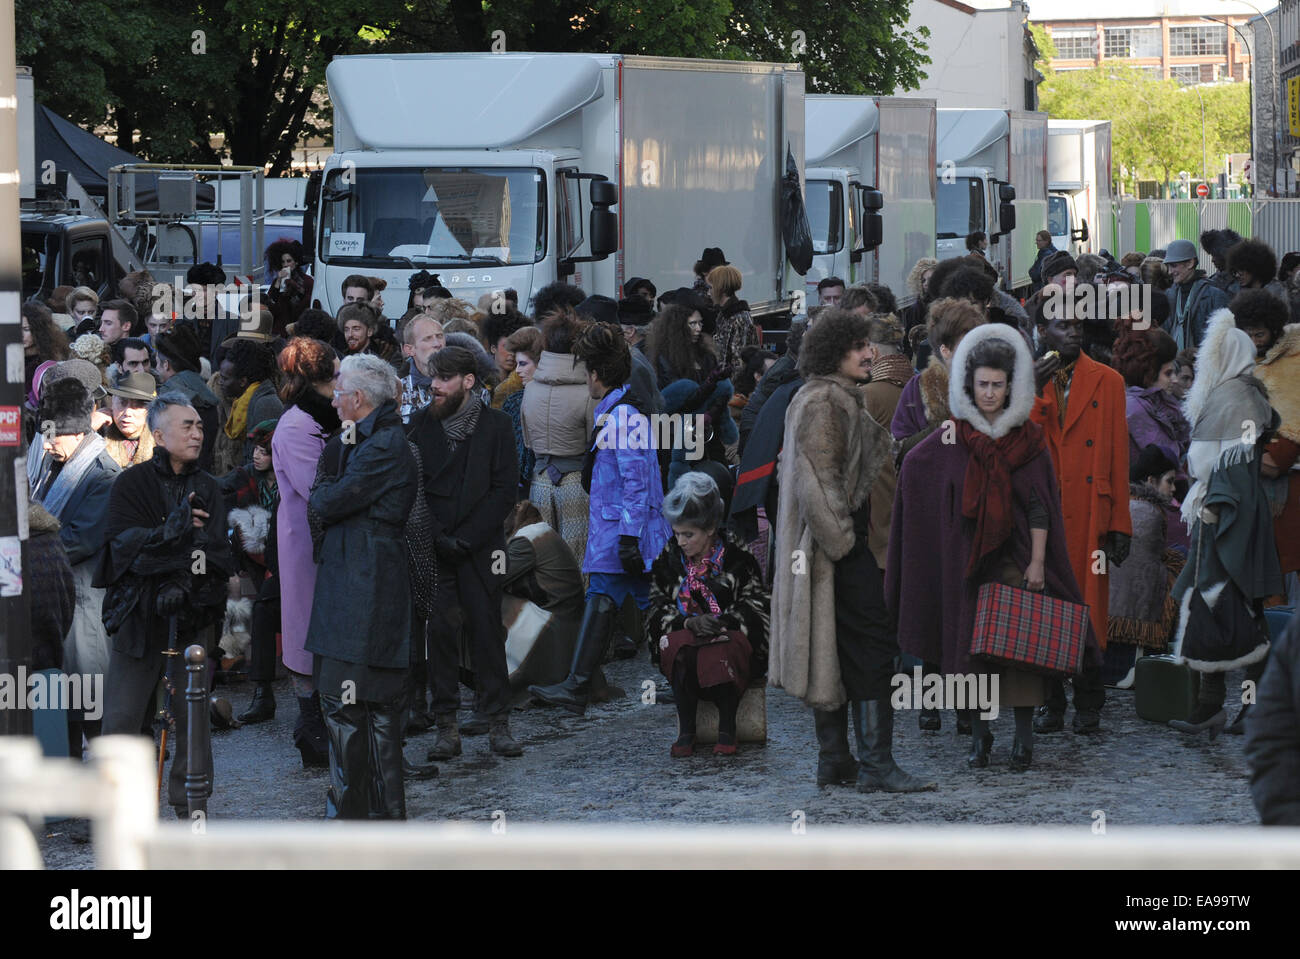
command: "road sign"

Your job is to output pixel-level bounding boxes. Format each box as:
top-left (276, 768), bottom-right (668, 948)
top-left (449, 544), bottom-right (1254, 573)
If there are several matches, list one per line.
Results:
top-left (1196, 183), bottom-right (1210, 198)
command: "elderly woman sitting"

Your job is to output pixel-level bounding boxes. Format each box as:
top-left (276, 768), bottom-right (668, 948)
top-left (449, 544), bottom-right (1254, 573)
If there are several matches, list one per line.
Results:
top-left (647, 472), bottom-right (769, 757)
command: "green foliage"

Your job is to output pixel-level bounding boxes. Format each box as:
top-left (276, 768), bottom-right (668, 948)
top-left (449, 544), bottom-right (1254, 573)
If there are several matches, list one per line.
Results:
top-left (1028, 22), bottom-right (1055, 74)
top-left (18, 0), bottom-right (930, 170)
top-left (1039, 64), bottom-right (1251, 194)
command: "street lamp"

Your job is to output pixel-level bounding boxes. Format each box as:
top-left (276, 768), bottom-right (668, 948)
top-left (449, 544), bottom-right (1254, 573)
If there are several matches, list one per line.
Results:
top-left (1192, 83), bottom-right (1209, 187)
top-left (1203, 15), bottom-right (1255, 196)
top-left (1224, 0), bottom-right (1279, 195)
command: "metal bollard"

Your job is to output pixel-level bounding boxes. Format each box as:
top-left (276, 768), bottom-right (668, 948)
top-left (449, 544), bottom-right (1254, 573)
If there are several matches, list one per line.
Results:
top-left (184, 644), bottom-right (211, 818)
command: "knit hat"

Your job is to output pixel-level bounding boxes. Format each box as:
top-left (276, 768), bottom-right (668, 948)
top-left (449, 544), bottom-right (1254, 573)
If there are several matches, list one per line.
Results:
top-left (247, 418), bottom-right (278, 451)
top-left (1042, 251), bottom-right (1078, 279)
top-left (36, 378), bottom-right (94, 436)
top-left (45, 359), bottom-right (105, 400)
top-left (155, 324), bottom-right (202, 373)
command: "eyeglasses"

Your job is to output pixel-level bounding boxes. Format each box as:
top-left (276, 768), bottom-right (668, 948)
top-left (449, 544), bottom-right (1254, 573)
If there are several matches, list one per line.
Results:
top-left (332, 388), bottom-right (356, 400)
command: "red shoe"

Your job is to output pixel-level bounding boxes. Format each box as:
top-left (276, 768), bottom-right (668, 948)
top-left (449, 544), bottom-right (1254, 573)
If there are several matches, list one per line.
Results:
top-left (671, 736), bottom-right (695, 758)
top-left (713, 733), bottom-right (737, 756)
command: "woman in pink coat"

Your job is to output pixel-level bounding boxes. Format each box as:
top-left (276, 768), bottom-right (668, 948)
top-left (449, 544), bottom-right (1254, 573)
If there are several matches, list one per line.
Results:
top-left (272, 338), bottom-right (340, 767)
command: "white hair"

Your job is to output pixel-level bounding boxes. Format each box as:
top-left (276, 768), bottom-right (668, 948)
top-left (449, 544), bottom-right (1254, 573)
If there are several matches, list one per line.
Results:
top-left (339, 353), bottom-right (398, 407)
top-left (662, 471), bottom-right (724, 532)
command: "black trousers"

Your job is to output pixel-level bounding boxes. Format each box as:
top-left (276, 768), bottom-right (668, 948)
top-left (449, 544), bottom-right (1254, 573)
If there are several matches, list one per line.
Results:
top-left (247, 593), bottom-right (280, 684)
top-left (833, 532), bottom-right (899, 702)
top-left (1045, 661), bottom-right (1106, 714)
top-left (319, 691), bottom-right (406, 820)
top-left (427, 562), bottom-right (510, 717)
top-left (102, 629), bottom-right (212, 811)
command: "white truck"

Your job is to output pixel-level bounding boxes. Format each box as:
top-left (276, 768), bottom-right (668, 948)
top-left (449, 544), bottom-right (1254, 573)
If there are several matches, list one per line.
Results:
top-left (804, 96), bottom-right (936, 307)
top-left (935, 108), bottom-right (1048, 296)
top-left (1048, 119), bottom-right (1114, 258)
top-left (308, 53), bottom-right (807, 324)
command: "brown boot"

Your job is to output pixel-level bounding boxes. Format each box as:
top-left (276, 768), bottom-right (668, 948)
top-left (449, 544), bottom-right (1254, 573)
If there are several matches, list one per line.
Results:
top-left (489, 714), bottom-right (523, 757)
top-left (425, 713), bottom-right (462, 761)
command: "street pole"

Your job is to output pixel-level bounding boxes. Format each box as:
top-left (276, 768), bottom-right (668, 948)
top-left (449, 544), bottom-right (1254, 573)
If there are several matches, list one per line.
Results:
top-left (0, 0), bottom-right (34, 737)
top-left (1194, 83), bottom-right (1209, 187)
top-left (1227, 0), bottom-right (1279, 195)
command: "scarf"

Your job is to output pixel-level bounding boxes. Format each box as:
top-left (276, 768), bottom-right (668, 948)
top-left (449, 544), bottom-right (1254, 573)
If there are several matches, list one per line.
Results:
top-left (225, 380), bottom-right (261, 440)
top-left (958, 418), bottom-right (1047, 576)
top-left (867, 352), bottom-right (913, 389)
top-left (441, 392), bottom-right (482, 453)
top-left (1051, 360), bottom-right (1077, 427)
top-left (293, 387), bottom-right (343, 436)
top-left (28, 431), bottom-right (109, 519)
top-left (675, 538), bottom-right (725, 616)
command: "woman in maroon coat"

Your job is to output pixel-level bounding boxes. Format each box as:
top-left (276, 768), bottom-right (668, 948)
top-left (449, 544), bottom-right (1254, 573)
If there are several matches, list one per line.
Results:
top-left (886, 323), bottom-right (1097, 772)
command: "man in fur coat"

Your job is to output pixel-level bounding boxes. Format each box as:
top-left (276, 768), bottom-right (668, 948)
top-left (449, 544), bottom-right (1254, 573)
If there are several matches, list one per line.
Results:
top-left (1029, 299), bottom-right (1132, 735)
top-left (770, 309), bottom-right (935, 793)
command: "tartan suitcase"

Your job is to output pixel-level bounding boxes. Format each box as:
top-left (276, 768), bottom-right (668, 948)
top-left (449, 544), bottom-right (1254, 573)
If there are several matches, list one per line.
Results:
top-left (970, 582), bottom-right (1089, 677)
top-left (1135, 654), bottom-right (1200, 723)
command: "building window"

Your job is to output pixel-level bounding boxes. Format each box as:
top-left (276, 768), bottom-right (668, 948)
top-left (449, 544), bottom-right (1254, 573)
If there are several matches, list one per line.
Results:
top-left (1103, 26), bottom-right (1162, 59)
top-left (1168, 24), bottom-right (1227, 57)
top-left (1052, 28), bottom-right (1098, 60)
top-left (1171, 64), bottom-right (1202, 86)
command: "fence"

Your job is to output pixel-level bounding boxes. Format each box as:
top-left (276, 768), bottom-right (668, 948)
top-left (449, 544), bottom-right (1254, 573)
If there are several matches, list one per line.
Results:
top-left (5, 735), bottom-right (1300, 869)
top-left (1115, 198), bottom-right (1300, 270)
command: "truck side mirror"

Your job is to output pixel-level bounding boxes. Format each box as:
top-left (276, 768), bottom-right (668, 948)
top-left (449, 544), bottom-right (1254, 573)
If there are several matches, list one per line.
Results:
top-left (589, 179), bottom-right (618, 257)
top-left (998, 202), bottom-right (1016, 235)
top-left (999, 183), bottom-right (1016, 203)
top-left (1073, 218), bottom-right (1090, 243)
top-left (852, 186), bottom-right (884, 260)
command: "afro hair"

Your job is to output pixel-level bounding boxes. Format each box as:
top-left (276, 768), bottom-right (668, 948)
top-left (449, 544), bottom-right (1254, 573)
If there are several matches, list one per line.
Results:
top-left (1229, 288), bottom-right (1289, 344)
top-left (798, 308), bottom-right (872, 378)
top-left (1225, 238), bottom-right (1278, 285)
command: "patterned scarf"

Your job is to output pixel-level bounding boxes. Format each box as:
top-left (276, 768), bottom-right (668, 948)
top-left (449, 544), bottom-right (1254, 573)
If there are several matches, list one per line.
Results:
top-left (1051, 360), bottom-right (1077, 427)
top-left (675, 538), bottom-right (725, 616)
top-left (958, 419), bottom-right (1047, 576)
top-left (441, 392), bottom-right (482, 453)
top-left (867, 352), bottom-right (914, 389)
top-left (224, 380), bottom-right (261, 440)
top-left (28, 431), bottom-right (109, 519)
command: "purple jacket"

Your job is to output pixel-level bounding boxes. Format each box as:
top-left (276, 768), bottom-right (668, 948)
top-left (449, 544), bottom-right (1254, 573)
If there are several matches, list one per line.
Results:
top-left (584, 384), bottom-right (671, 575)
top-left (272, 404), bottom-right (328, 675)
top-left (890, 373), bottom-right (927, 440)
top-left (1126, 385), bottom-right (1190, 467)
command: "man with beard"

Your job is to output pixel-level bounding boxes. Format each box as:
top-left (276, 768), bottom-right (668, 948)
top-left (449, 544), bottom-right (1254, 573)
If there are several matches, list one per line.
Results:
top-left (101, 372), bottom-right (157, 469)
top-left (407, 346), bottom-right (522, 758)
top-left (1030, 301), bottom-right (1132, 735)
top-left (97, 393), bottom-right (234, 818)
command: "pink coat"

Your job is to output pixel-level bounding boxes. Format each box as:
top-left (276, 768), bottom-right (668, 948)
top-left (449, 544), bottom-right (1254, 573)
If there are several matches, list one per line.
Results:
top-left (272, 404), bottom-right (327, 675)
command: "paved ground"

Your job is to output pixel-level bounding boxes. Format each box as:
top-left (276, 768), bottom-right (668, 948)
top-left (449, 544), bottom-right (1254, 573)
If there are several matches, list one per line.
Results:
top-left (36, 658), bottom-right (1259, 867)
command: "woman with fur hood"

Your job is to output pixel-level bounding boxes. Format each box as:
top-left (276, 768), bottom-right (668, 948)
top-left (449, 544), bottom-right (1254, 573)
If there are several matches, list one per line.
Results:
top-left (887, 323), bottom-right (1095, 772)
top-left (1169, 308), bottom-right (1284, 738)
top-left (770, 309), bottom-right (935, 793)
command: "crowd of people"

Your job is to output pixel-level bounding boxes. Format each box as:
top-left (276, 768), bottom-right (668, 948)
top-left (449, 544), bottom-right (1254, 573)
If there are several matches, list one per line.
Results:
top-left (20, 230), bottom-right (1300, 824)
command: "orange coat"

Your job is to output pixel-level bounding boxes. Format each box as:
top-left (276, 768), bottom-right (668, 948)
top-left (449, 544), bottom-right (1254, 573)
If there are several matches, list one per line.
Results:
top-left (1029, 353), bottom-right (1132, 649)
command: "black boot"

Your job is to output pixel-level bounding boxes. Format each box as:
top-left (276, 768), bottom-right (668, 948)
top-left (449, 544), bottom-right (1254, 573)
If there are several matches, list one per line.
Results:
top-left (1033, 705), bottom-right (1065, 733)
top-left (294, 692), bottom-right (330, 768)
top-left (528, 595), bottom-right (617, 715)
top-left (955, 710), bottom-right (972, 736)
top-left (967, 724), bottom-right (993, 769)
top-left (426, 713), bottom-right (462, 761)
top-left (1225, 703), bottom-right (1252, 736)
top-left (238, 682), bottom-right (276, 725)
top-left (919, 708), bottom-right (941, 732)
top-left (489, 714), bottom-right (523, 757)
top-left (851, 700), bottom-right (937, 793)
top-left (368, 703), bottom-right (409, 819)
top-left (814, 706), bottom-right (859, 786)
top-left (1169, 703), bottom-right (1227, 738)
top-left (320, 695), bottom-right (368, 819)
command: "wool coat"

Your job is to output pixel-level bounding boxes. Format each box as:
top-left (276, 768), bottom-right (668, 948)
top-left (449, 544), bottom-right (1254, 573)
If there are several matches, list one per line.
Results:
top-left (1029, 351), bottom-right (1132, 648)
top-left (769, 372), bottom-right (891, 708)
top-left (890, 358), bottom-right (951, 464)
top-left (28, 503), bottom-right (75, 672)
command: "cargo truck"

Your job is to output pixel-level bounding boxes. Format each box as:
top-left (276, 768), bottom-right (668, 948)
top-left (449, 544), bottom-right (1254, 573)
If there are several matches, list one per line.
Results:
top-left (935, 108), bottom-right (1048, 296)
top-left (1048, 119), bottom-right (1114, 258)
top-left (804, 96), bottom-right (935, 308)
top-left (307, 53), bottom-right (807, 326)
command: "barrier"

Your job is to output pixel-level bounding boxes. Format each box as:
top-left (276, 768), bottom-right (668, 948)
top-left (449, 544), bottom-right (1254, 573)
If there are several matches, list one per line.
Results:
top-left (1115, 198), bottom-right (1300, 267)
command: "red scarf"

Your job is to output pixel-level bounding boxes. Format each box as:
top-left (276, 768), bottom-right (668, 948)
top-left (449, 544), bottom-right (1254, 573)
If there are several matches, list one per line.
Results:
top-left (957, 418), bottom-right (1046, 576)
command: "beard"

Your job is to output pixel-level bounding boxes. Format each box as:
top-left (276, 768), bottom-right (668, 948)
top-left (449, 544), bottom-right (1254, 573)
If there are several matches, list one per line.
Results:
top-left (431, 384), bottom-right (468, 420)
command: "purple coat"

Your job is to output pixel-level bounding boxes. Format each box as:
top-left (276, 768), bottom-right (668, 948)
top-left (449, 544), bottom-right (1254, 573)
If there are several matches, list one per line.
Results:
top-left (272, 403), bottom-right (328, 675)
top-left (885, 426), bottom-right (1098, 675)
top-left (890, 373), bottom-right (927, 440)
top-left (1126, 384), bottom-right (1190, 467)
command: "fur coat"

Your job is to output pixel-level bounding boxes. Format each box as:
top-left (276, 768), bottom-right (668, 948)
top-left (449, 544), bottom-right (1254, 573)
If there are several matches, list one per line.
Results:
top-left (1107, 483), bottom-right (1175, 648)
top-left (1255, 324), bottom-right (1300, 573)
top-left (770, 372), bottom-right (891, 708)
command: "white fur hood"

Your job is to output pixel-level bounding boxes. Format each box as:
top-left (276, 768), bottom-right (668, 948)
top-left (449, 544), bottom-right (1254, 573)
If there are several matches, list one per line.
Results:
top-left (948, 322), bottom-right (1037, 439)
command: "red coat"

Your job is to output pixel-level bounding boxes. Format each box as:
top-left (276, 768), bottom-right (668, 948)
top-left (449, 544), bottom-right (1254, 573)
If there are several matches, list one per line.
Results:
top-left (1030, 353), bottom-right (1132, 648)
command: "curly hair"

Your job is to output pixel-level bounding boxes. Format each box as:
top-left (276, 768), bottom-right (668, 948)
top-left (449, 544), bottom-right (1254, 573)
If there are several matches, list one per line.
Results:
top-left (646, 304), bottom-right (716, 381)
top-left (1225, 239), bottom-right (1277, 285)
top-left (540, 306), bottom-right (587, 354)
top-left (1229, 287), bottom-right (1289, 344)
top-left (503, 325), bottom-right (543, 363)
top-left (866, 283), bottom-right (898, 315)
top-left (865, 313), bottom-right (904, 349)
top-left (1121, 252), bottom-right (1145, 268)
top-left (70, 332), bottom-right (111, 369)
top-left (937, 266), bottom-right (994, 306)
top-left (573, 321), bottom-right (631, 389)
top-left (266, 237), bottom-right (306, 271)
top-left (798, 308), bottom-right (872, 378)
top-left (22, 302), bottom-right (70, 363)
top-left (1075, 254), bottom-right (1107, 284)
top-left (425, 297), bottom-right (473, 326)
top-left (291, 308), bottom-right (337, 343)
top-left (531, 282), bottom-right (587, 321)
top-left (481, 306), bottom-right (529, 348)
top-left (906, 257), bottom-right (939, 297)
top-left (279, 335), bottom-right (336, 405)
top-left (927, 297), bottom-right (986, 353)
top-left (1112, 327), bottom-right (1178, 389)
top-left (225, 338), bottom-right (279, 385)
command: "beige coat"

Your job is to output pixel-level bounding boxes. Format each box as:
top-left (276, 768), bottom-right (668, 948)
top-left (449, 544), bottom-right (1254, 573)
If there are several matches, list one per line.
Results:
top-left (769, 373), bottom-right (892, 708)
top-left (520, 351), bottom-right (597, 459)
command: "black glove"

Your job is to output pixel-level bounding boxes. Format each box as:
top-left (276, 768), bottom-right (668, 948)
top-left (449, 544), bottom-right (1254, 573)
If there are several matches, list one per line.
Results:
top-left (155, 582), bottom-right (187, 617)
top-left (435, 535), bottom-right (471, 563)
top-left (1103, 531), bottom-right (1131, 569)
top-left (618, 535), bottom-right (643, 576)
top-left (684, 615), bottom-right (724, 638)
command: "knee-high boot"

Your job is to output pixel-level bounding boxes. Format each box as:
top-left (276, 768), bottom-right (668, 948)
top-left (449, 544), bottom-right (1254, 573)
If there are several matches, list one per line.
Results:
top-left (320, 695), bottom-right (370, 820)
top-left (528, 595), bottom-right (618, 715)
top-left (851, 700), bottom-right (937, 793)
top-left (814, 706), bottom-right (859, 786)
top-left (368, 701), bottom-right (408, 820)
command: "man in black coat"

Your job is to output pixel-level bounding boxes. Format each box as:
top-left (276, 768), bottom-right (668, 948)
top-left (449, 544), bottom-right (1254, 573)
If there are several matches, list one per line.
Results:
top-left (97, 392), bottom-right (234, 818)
top-left (408, 346), bottom-right (522, 759)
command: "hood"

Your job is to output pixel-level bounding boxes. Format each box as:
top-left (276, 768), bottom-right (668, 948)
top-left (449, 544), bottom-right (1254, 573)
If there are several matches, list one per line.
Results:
top-left (1182, 307), bottom-right (1258, 429)
top-left (534, 351), bottom-right (589, 387)
top-left (948, 322), bottom-right (1036, 439)
top-left (28, 502), bottom-right (61, 535)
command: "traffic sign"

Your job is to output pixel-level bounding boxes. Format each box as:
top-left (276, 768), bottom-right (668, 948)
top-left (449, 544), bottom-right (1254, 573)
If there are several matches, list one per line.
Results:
top-left (1196, 183), bottom-right (1210, 198)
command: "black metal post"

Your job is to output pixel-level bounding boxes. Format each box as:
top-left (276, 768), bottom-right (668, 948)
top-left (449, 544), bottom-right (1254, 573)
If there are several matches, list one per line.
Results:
top-left (184, 644), bottom-right (211, 817)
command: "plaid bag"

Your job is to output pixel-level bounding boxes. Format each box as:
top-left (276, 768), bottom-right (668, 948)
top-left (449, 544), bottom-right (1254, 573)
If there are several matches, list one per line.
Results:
top-left (970, 582), bottom-right (1089, 677)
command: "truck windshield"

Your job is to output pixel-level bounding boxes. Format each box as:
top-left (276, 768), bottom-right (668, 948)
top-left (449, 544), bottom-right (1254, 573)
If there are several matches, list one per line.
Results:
top-left (1048, 195), bottom-right (1069, 237)
top-left (21, 232), bottom-right (57, 300)
top-left (319, 166), bottom-right (545, 266)
top-left (805, 180), bottom-right (843, 254)
top-left (936, 178), bottom-right (984, 240)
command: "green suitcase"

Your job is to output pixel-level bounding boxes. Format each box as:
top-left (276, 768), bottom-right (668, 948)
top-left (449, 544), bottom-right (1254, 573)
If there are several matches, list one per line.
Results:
top-left (1135, 655), bottom-right (1200, 723)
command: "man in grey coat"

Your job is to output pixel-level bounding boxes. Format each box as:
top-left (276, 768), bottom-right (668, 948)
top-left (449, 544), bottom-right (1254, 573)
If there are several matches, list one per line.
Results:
top-left (1164, 238), bottom-right (1230, 351)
